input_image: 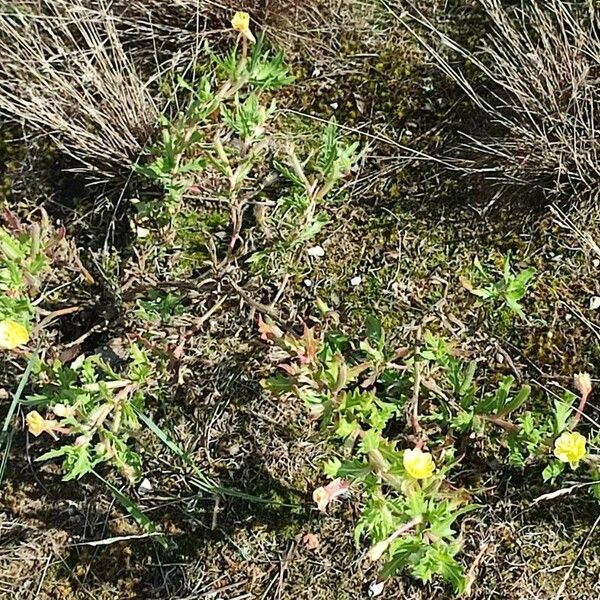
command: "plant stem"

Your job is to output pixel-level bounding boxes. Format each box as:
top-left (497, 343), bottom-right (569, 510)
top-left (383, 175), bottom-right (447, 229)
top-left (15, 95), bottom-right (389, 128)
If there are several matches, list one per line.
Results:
top-left (572, 389), bottom-right (590, 426)
top-left (479, 414), bottom-right (520, 433)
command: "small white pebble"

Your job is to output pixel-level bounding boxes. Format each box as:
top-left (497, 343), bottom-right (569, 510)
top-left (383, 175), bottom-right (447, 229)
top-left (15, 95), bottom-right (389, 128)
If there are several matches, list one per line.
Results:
top-left (593, 258), bottom-right (600, 268)
top-left (368, 581), bottom-right (385, 597)
top-left (496, 353), bottom-right (504, 364)
top-left (138, 478), bottom-right (153, 495)
top-left (350, 275), bottom-right (362, 287)
top-left (330, 102), bottom-right (339, 110)
top-left (307, 245), bottom-right (325, 258)
top-left (590, 296), bottom-right (600, 310)
top-left (303, 279), bottom-right (312, 287)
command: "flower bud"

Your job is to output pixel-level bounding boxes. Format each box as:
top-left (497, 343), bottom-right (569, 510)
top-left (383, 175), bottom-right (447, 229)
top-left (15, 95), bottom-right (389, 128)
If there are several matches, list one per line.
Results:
top-left (574, 372), bottom-right (592, 398)
top-left (52, 403), bottom-right (77, 418)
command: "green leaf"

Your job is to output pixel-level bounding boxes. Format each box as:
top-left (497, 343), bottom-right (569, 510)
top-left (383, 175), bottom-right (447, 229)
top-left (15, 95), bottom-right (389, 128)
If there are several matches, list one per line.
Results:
top-left (265, 374), bottom-right (296, 394)
top-left (554, 392), bottom-right (576, 434)
top-left (458, 360), bottom-right (477, 400)
top-left (493, 375), bottom-right (514, 412)
top-left (452, 410), bottom-right (474, 432)
top-left (511, 267), bottom-right (536, 291)
top-left (380, 539), bottom-right (423, 579)
top-left (334, 459), bottom-right (372, 479)
top-left (435, 548), bottom-right (467, 593)
top-left (473, 257), bottom-right (487, 278)
top-left (427, 504), bottom-right (478, 539)
top-left (542, 460), bottom-right (565, 483)
top-left (336, 418), bottom-right (358, 439)
top-left (470, 287), bottom-right (495, 299)
top-left (365, 316), bottom-right (384, 347)
top-left (502, 254), bottom-right (512, 283)
top-left (504, 296), bottom-right (526, 319)
top-left (359, 429), bottom-right (380, 454)
top-left (298, 212), bottom-right (329, 242)
top-left (62, 445), bottom-right (95, 481)
top-left (323, 458), bottom-right (342, 478)
top-left (353, 519), bottom-right (367, 547)
top-left (499, 385), bottom-right (531, 416)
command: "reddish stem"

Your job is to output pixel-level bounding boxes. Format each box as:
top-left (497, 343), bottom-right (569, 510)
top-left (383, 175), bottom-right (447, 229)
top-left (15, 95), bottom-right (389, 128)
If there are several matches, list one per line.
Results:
top-left (572, 390), bottom-right (590, 426)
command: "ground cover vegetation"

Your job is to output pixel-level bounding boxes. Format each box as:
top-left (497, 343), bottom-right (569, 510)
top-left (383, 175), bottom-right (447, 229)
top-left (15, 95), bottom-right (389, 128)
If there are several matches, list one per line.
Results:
top-left (1, 1), bottom-right (600, 598)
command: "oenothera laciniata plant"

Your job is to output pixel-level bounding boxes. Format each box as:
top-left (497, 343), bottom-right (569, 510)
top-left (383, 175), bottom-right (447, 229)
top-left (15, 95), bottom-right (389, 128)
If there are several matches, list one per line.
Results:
top-left (25, 347), bottom-right (152, 483)
top-left (259, 312), bottom-right (597, 592)
top-left (0, 214), bottom-right (149, 484)
top-left (135, 12), bottom-right (359, 275)
top-left (0, 212), bottom-right (67, 351)
top-left (260, 316), bottom-right (476, 591)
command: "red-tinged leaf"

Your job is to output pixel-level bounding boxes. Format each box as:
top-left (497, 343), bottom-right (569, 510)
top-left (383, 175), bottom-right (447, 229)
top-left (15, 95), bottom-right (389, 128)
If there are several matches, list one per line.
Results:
top-left (258, 314), bottom-right (284, 342)
top-left (299, 325), bottom-right (318, 364)
top-left (279, 363), bottom-right (297, 375)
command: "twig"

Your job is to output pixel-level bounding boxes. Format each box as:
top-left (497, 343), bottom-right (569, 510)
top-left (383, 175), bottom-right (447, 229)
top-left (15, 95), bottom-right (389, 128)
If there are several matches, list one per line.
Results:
top-left (479, 414), bottom-right (520, 433)
top-left (32, 305), bottom-right (82, 335)
top-left (227, 278), bottom-right (281, 320)
top-left (410, 361), bottom-right (422, 435)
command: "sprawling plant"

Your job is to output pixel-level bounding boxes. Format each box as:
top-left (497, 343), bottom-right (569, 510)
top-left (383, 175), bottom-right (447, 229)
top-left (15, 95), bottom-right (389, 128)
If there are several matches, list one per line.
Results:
top-left (0, 212), bottom-right (65, 350)
top-left (25, 347), bottom-right (151, 482)
top-left (136, 15), bottom-right (359, 276)
top-left (261, 311), bottom-right (598, 592)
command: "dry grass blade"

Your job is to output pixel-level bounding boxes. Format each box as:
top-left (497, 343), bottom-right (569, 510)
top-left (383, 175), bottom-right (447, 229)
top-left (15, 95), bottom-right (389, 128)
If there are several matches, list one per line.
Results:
top-left (396, 0), bottom-right (600, 205)
top-left (0, 0), bottom-right (159, 183)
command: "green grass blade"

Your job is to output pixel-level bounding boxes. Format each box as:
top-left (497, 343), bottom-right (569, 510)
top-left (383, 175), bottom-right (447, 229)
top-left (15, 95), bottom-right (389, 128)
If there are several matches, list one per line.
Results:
top-left (134, 407), bottom-right (299, 507)
top-left (134, 407), bottom-right (217, 493)
top-left (0, 351), bottom-right (37, 485)
top-left (93, 471), bottom-right (168, 548)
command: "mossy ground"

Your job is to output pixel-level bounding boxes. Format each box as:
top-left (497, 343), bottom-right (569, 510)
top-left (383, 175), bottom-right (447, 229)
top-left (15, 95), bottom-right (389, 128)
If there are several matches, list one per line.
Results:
top-left (1, 1), bottom-right (600, 599)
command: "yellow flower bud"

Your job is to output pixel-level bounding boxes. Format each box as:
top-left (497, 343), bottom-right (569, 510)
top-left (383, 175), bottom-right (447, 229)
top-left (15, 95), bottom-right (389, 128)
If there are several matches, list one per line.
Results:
top-left (231, 11), bottom-right (256, 43)
top-left (0, 319), bottom-right (29, 350)
top-left (554, 431), bottom-right (587, 468)
top-left (403, 447), bottom-right (435, 479)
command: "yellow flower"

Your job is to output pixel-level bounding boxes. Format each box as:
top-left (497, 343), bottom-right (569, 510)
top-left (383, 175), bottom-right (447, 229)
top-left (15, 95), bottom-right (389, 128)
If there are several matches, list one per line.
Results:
top-left (403, 447), bottom-right (435, 479)
top-left (554, 431), bottom-right (587, 468)
top-left (26, 410), bottom-right (68, 440)
top-left (0, 319), bottom-right (29, 350)
top-left (231, 11), bottom-right (256, 43)
top-left (26, 411), bottom-right (52, 437)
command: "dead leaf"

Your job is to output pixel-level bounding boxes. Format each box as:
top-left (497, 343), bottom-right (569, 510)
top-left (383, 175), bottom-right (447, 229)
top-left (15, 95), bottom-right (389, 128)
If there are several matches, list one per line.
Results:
top-left (302, 532), bottom-right (320, 550)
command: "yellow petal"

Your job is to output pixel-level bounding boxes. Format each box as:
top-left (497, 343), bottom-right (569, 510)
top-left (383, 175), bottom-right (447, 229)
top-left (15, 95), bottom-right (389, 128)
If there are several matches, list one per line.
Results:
top-left (554, 431), bottom-right (586, 468)
top-left (0, 319), bottom-right (29, 350)
top-left (231, 10), bottom-right (256, 43)
top-left (403, 447), bottom-right (435, 479)
top-left (26, 411), bottom-right (48, 437)
top-left (231, 11), bottom-right (250, 32)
